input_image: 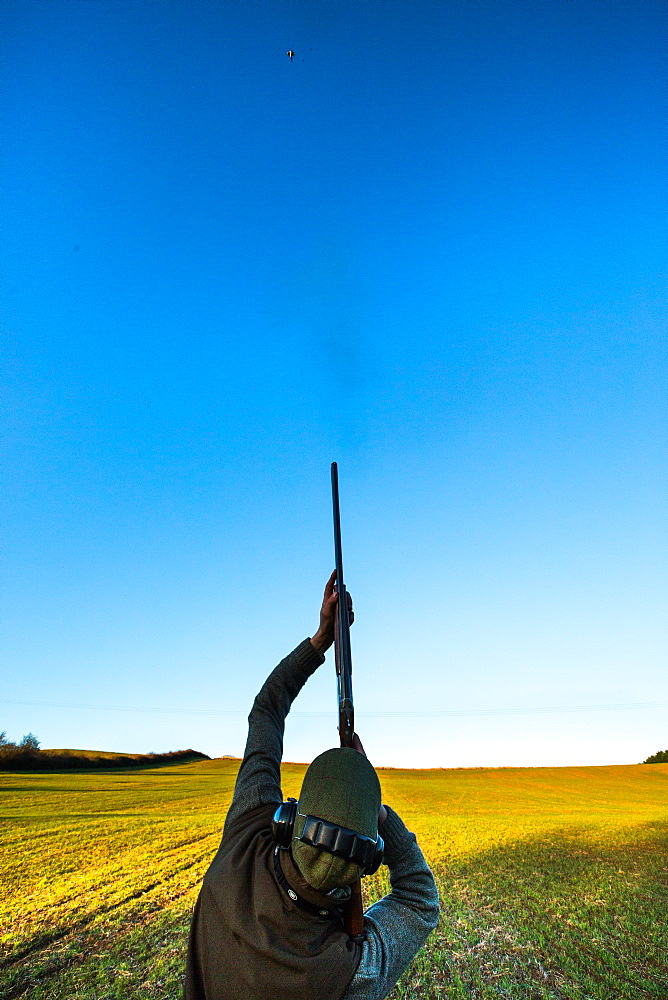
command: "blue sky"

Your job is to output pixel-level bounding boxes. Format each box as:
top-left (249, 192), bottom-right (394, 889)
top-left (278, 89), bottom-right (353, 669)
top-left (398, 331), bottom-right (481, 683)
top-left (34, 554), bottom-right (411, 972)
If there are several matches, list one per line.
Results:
top-left (3, 0), bottom-right (665, 768)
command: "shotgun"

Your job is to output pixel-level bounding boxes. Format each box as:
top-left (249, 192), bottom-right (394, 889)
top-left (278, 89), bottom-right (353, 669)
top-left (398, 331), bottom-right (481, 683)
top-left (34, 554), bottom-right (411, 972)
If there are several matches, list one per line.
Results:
top-left (330, 462), bottom-right (365, 939)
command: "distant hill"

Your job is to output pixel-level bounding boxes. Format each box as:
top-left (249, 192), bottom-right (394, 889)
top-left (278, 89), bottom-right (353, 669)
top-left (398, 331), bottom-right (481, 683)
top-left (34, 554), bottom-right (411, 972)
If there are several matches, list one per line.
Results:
top-left (0, 747), bottom-right (210, 771)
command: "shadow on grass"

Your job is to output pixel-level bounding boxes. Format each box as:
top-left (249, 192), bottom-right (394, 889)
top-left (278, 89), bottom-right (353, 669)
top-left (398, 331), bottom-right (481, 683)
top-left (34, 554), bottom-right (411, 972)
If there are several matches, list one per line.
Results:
top-left (418, 819), bottom-right (668, 999)
top-left (0, 763), bottom-right (206, 776)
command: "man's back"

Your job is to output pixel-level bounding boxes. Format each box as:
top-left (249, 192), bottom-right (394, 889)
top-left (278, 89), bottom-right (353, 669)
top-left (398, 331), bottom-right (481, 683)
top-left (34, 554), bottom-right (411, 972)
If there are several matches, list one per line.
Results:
top-left (185, 800), bottom-right (360, 1000)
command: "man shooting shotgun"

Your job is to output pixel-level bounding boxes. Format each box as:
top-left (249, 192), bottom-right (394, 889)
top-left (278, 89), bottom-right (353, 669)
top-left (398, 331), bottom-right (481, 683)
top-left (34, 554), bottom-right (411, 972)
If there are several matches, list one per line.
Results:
top-left (184, 466), bottom-right (439, 1000)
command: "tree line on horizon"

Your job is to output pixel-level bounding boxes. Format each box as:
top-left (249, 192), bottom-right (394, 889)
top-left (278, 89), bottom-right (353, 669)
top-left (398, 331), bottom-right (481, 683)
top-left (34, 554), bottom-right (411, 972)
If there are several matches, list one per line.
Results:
top-left (0, 731), bottom-right (210, 770)
top-left (642, 748), bottom-right (668, 764)
top-left (1, 729), bottom-right (666, 769)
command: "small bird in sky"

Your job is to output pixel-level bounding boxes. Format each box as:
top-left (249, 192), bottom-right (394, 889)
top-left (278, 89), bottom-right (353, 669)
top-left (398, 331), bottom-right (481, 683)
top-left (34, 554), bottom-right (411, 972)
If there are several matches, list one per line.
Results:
top-left (286, 50), bottom-right (295, 61)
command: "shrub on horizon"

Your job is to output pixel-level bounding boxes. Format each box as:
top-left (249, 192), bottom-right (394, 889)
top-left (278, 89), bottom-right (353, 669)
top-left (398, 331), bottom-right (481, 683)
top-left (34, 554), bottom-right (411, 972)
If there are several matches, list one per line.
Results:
top-left (642, 748), bottom-right (668, 764)
top-left (19, 733), bottom-right (40, 754)
top-left (0, 731), bottom-right (41, 766)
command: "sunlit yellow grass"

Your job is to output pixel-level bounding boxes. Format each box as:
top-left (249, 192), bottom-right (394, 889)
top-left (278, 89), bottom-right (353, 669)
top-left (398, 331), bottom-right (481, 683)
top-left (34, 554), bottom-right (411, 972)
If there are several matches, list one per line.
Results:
top-left (1, 761), bottom-right (667, 998)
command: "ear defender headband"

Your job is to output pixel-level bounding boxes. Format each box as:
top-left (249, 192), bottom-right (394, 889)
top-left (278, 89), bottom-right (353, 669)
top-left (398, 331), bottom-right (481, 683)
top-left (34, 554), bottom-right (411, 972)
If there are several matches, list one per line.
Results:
top-left (272, 798), bottom-right (384, 876)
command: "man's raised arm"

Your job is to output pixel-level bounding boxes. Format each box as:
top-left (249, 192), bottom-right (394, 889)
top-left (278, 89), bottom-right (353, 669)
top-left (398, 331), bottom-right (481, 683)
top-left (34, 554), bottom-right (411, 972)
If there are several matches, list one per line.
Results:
top-left (223, 573), bottom-right (340, 829)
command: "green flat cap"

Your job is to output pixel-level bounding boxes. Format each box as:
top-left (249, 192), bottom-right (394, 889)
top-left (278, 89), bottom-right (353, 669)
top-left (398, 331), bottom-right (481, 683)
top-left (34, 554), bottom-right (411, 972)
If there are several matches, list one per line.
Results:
top-left (291, 747), bottom-right (381, 892)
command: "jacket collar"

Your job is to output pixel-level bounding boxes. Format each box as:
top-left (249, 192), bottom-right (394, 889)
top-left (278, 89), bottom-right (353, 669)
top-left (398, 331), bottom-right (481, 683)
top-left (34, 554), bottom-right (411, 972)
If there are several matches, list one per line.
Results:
top-left (274, 848), bottom-right (351, 916)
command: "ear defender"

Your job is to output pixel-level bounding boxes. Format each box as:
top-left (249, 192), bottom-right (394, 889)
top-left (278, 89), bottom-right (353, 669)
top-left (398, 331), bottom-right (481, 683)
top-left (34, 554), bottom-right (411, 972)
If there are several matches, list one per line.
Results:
top-left (365, 834), bottom-right (384, 876)
top-left (271, 797), bottom-right (298, 848)
top-left (271, 798), bottom-right (384, 875)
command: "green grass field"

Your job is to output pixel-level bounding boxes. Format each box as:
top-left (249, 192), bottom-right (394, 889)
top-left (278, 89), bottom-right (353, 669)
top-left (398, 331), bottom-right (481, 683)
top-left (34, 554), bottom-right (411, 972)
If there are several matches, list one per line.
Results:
top-left (1, 759), bottom-right (666, 999)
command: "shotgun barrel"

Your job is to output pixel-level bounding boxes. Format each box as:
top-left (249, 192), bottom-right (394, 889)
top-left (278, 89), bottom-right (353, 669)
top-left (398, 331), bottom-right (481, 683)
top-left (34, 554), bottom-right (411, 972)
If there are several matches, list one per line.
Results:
top-left (330, 462), bottom-right (365, 940)
top-left (331, 462), bottom-right (354, 748)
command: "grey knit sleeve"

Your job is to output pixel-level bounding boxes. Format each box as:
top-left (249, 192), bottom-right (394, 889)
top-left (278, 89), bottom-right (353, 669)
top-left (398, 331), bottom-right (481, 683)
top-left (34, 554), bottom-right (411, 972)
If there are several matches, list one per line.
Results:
top-left (223, 638), bottom-right (325, 829)
top-left (341, 806), bottom-right (440, 1000)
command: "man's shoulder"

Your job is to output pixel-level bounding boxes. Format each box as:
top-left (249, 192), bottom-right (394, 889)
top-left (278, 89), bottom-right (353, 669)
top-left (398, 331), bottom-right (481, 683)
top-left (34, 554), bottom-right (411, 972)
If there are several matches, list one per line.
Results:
top-left (218, 802), bottom-right (276, 853)
top-left (204, 802), bottom-right (275, 899)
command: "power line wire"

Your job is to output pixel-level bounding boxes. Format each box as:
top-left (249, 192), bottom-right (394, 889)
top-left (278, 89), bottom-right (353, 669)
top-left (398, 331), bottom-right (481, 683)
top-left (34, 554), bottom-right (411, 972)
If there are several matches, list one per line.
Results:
top-left (1, 698), bottom-right (665, 719)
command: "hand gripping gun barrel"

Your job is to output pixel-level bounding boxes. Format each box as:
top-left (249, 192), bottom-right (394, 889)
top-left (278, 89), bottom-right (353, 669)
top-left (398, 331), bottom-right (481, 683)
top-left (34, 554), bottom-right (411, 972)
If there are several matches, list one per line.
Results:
top-left (330, 462), bottom-right (365, 939)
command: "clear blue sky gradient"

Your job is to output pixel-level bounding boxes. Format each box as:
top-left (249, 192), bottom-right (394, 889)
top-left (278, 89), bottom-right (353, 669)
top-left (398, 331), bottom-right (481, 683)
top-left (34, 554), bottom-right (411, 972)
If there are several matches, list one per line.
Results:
top-left (3, 0), bottom-right (666, 767)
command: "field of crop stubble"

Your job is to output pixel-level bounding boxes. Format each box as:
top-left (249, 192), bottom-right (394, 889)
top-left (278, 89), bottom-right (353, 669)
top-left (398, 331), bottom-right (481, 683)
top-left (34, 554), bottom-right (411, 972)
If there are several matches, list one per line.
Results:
top-left (1, 759), bottom-right (667, 1000)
